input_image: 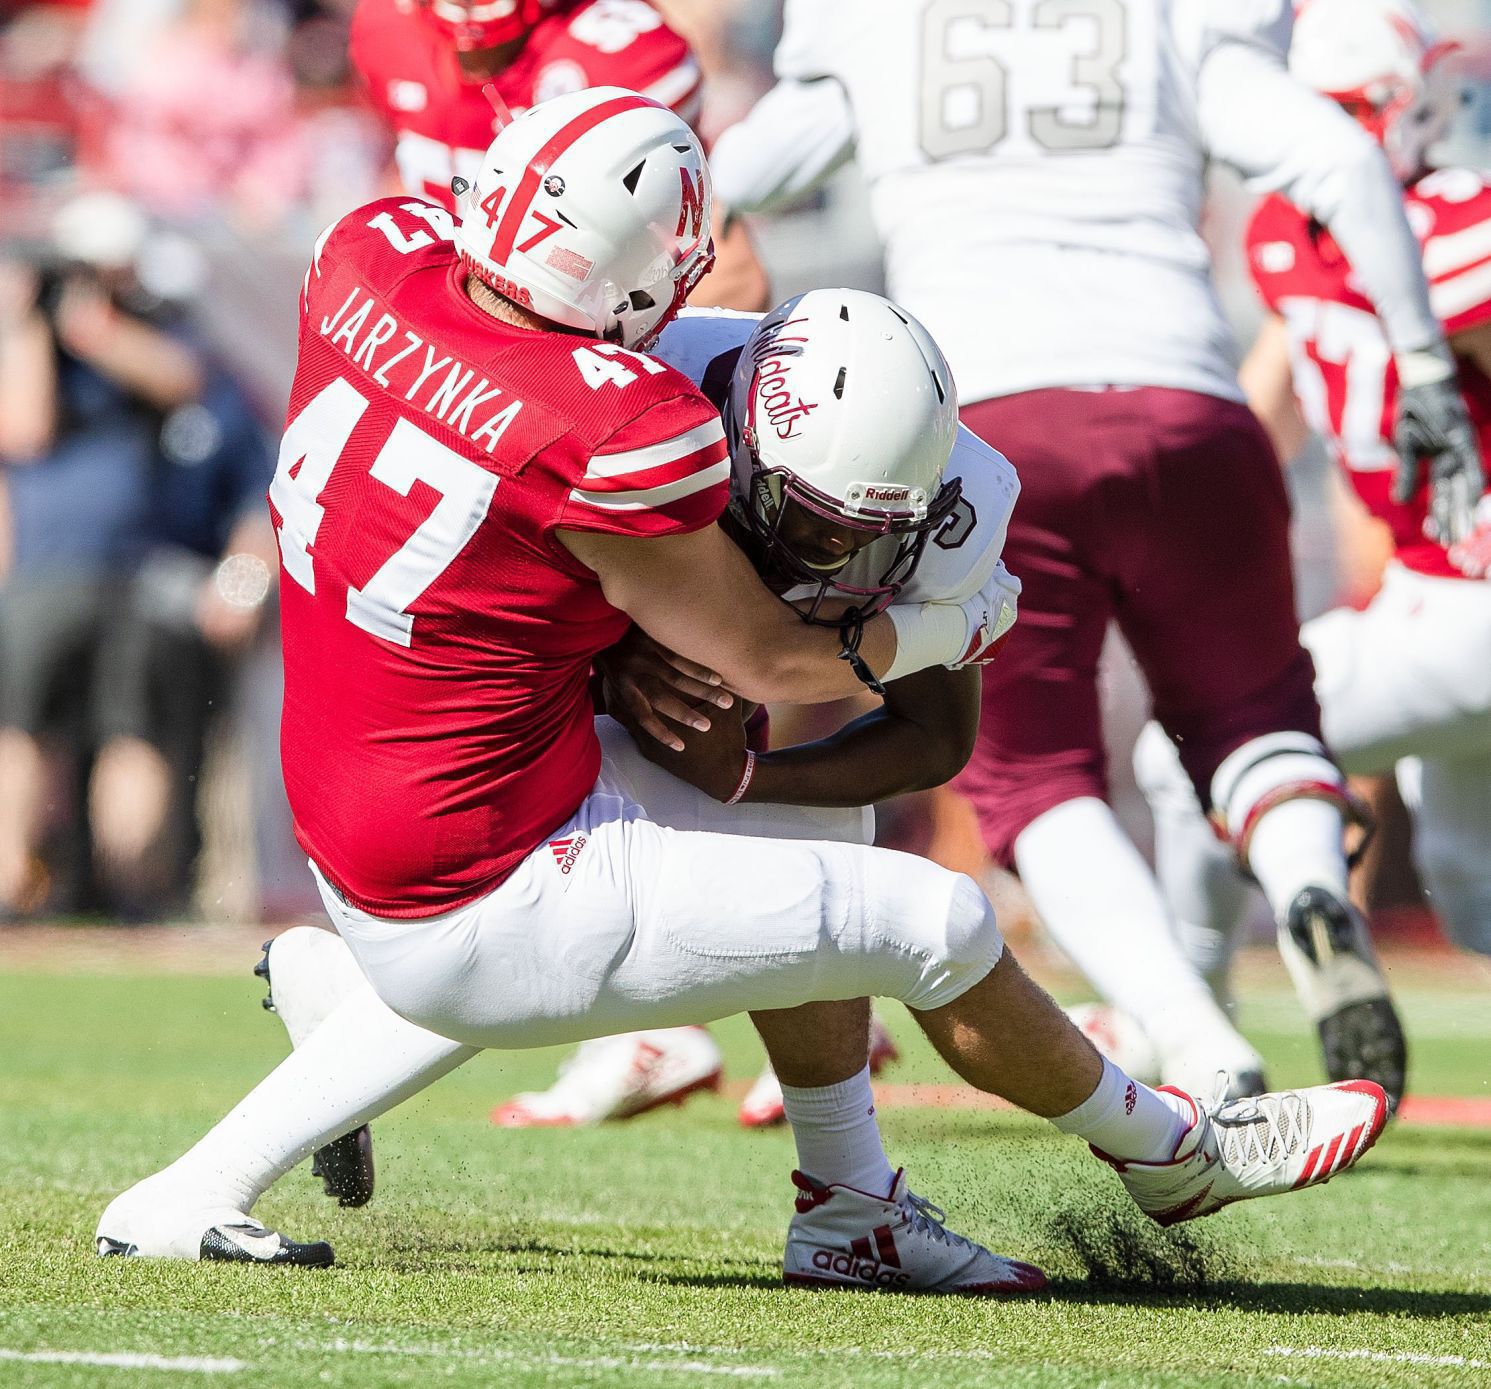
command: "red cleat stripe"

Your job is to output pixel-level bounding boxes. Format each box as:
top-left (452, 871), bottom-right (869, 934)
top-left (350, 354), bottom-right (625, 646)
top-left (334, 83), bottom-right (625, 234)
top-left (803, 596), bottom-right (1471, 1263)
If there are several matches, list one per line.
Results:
top-left (1294, 1143), bottom-right (1322, 1188)
top-left (1336, 1122), bottom-right (1365, 1173)
top-left (1315, 1133), bottom-right (1344, 1184)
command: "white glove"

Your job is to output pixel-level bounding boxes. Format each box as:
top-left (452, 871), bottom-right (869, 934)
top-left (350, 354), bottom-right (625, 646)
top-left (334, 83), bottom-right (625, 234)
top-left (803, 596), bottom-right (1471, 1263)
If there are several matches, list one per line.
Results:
top-left (884, 562), bottom-right (1022, 682)
top-left (947, 561), bottom-right (1022, 667)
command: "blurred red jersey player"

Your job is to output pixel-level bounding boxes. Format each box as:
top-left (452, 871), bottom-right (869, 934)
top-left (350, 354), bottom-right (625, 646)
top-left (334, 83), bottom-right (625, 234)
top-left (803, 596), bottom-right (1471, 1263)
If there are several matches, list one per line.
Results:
top-left (350, 0), bottom-right (768, 309)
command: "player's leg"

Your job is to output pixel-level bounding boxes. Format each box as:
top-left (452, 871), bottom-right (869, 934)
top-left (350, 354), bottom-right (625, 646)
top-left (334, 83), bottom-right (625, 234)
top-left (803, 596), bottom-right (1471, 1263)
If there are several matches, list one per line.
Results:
top-left (1401, 755), bottom-right (1491, 960)
top-left (1112, 390), bottom-right (1403, 1107)
top-left (96, 984), bottom-right (476, 1263)
top-left (956, 391), bottom-right (1264, 1091)
top-left (491, 716), bottom-right (876, 1128)
top-left (1132, 720), bottom-right (1260, 1009)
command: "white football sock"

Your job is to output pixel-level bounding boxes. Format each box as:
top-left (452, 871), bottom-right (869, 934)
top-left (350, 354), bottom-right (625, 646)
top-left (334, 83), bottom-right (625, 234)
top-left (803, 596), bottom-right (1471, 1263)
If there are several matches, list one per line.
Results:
top-left (1049, 1056), bottom-right (1192, 1162)
top-left (1015, 798), bottom-right (1258, 1068)
top-left (1245, 797), bottom-right (1349, 921)
top-left (780, 1064), bottom-right (896, 1197)
top-left (167, 984), bottom-right (476, 1212)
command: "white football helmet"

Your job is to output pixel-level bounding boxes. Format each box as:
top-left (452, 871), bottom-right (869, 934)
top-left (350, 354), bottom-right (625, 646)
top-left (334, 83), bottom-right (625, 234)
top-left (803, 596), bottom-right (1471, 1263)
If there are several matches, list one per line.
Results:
top-left (454, 86), bottom-right (714, 349)
top-left (725, 289), bottom-right (961, 623)
top-left (1291, 0), bottom-right (1460, 182)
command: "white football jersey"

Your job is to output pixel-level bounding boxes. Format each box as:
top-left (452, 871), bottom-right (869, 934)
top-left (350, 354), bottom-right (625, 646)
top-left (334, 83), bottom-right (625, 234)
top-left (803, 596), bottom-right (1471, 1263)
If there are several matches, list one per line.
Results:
top-left (655, 308), bottom-right (1018, 611)
top-left (712, 0), bottom-right (1441, 405)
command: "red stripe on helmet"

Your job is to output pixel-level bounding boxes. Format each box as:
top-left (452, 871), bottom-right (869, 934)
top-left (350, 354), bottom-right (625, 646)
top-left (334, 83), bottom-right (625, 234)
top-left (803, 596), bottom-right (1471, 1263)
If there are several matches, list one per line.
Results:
top-left (489, 93), bottom-right (662, 267)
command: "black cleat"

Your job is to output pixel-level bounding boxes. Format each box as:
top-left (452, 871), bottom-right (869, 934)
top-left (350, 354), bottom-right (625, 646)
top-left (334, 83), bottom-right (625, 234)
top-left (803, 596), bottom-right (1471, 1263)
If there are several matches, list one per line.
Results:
top-left (311, 1126), bottom-right (376, 1208)
top-left (1319, 998), bottom-right (1408, 1118)
top-left (1283, 887), bottom-right (1408, 1116)
top-left (198, 1221), bottom-right (335, 1266)
top-left (253, 939), bottom-right (275, 1012)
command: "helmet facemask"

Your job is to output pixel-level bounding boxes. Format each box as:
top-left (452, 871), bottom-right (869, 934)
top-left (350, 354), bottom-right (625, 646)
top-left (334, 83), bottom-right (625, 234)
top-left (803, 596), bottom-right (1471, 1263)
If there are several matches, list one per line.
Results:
top-left (423, 0), bottom-right (556, 53)
top-left (730, 436), bottom-right (962, 626)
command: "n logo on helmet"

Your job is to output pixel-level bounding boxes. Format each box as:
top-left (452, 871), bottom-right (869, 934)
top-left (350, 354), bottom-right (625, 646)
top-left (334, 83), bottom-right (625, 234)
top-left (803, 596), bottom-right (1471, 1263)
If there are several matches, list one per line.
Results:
top-left (677, 168), bottom-right (705, 242)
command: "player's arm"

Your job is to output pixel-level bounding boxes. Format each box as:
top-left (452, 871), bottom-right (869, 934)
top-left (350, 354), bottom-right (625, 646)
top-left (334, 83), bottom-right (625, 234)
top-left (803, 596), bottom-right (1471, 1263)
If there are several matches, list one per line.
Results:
top-left (745, 664), bottom-right (982, 806)
top-left (559, 520), bottom-right (1005, 717)
top-left (688, 215), bottom-right (770, 314)
top-left (709, 76), bottom-right (857, 216)
top-left (1198, 35), bottom-right (1482, 542)
top-left (1240, 313), bottom-right (1310, 465)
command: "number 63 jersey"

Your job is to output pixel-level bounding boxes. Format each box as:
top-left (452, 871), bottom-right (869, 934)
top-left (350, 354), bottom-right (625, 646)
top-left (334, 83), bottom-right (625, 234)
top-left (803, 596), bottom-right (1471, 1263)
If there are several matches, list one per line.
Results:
top-left (735, 0), bottom-right (1301, 405)
top-left (271, 198), bottom-right (728, 918)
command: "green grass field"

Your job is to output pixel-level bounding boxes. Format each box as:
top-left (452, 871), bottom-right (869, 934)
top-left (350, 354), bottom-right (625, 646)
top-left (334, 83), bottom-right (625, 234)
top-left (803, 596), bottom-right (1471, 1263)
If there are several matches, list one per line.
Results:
top-left (1, 949), bottom-right (1489, 1389)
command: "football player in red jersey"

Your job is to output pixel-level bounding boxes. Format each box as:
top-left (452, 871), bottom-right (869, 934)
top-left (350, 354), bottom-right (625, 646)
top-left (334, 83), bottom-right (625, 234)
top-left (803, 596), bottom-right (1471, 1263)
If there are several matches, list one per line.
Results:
top-left (97, 91), bottom-right (1388, 1287)
top-left (350, 0), bottom-right (769, 310)
top-left (1136, 0), bottom-right (1491, 1024)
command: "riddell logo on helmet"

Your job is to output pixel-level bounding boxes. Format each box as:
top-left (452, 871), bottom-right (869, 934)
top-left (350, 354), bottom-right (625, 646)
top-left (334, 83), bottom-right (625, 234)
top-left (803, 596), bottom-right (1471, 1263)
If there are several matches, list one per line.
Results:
top-left (748, 317), bottom-right (818, 440)
top-left (864, 485), bottom-right (912, 502)
top-left (550, 834), bottom-right (587, 874)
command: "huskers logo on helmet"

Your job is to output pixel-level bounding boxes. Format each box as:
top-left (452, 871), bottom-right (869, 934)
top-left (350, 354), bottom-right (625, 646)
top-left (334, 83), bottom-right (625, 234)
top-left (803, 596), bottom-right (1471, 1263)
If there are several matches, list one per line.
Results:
top-left (724, 289), bottom-right (963, 626)
top-left (453, 85), bottom-right (715, 351)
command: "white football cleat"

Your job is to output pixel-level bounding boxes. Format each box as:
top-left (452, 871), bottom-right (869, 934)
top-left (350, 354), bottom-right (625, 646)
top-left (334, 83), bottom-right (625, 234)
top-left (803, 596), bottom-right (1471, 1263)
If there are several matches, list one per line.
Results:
top-left (490, 1027), bottom-right (723, 1127)
top-left (1095, 1078), bottom-right (1388, 1227)
top-left (738, 1013), bottom-right (901, 1128)
top-left (96, 1171), bottom-right (333, 1266)
top-left (784, 1169), bottom-right (1047, 1296)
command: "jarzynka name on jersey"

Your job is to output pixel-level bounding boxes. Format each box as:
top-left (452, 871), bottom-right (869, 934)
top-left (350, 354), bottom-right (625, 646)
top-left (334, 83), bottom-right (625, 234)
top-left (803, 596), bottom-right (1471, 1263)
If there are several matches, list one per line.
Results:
top-left (319, 288), bottom-right (524, 455)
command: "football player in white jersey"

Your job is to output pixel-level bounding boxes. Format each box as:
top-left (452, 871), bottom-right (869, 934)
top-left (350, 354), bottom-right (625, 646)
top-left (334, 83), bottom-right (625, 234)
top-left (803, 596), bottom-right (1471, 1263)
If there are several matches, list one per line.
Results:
top-left (1134, 0), bottom-right (1491, 1031)
top-left (480, 294), bottom-right (1021, 1129)
top-left (709, 0), bottom-right (1487, 1109)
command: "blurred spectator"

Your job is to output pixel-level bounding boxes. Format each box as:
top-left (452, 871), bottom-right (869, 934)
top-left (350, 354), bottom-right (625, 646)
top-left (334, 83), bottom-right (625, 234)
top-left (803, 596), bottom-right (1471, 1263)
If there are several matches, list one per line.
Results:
top-left (0, 191), bottom-right (276, 920)
top-left (92, 0), bottom-right (311, 230)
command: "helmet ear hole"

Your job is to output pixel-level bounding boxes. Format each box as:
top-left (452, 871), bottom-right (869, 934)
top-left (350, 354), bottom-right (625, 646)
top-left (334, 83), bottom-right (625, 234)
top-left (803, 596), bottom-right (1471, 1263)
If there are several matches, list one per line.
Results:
top-left (628, 290), bottom-right (655, 312)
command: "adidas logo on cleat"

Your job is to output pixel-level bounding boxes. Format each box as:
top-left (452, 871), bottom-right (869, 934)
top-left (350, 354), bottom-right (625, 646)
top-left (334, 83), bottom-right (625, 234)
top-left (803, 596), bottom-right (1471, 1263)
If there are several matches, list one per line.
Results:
top-left (549, 834), bottom-right (587, 875)
top-left (811, 1225), bottom-right (910, 1288)
top-left (811, 1248), bottom-right (911, 1287)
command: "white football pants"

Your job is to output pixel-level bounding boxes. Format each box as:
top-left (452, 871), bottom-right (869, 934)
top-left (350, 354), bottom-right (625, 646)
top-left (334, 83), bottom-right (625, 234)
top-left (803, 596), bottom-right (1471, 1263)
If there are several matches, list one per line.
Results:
top-left (1135, 564), bottom-right (1491, 963)
top-left (320, 717), bottom-right (1000, 1049)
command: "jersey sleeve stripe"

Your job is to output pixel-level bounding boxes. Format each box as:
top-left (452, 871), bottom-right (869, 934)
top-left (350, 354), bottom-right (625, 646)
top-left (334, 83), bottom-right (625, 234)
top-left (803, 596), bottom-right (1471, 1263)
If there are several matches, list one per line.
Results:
top-left (583, 418), bottom-right (727, 479)
top-left (1423, 220), bottom-right (1491, 279)
top-left (575, 443), bottom-right (727, 495)
top-left (569, 460), bottom-right (729, 511)
top-left (642, 57), bottom-right (703, 116)
top-left (1429, 261), bottom-right (1491, 324)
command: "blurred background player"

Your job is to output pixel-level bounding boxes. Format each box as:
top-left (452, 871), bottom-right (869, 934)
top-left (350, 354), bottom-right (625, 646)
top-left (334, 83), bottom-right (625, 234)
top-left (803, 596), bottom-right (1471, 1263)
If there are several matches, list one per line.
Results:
top-left (349, 0), bottom-right (769, 310)
top-left (1136, 0), bottom-right (1491, 1029)
top-left (707, 0), bottom-right (1487, 1109)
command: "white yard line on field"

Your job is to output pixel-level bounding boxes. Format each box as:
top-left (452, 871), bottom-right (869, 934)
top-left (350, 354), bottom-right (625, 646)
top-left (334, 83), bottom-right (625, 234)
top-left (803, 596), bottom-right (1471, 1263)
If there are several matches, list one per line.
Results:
top-left (1267, 1347), bottom-right (1491, 1370)
top-left (0, 1350), bottom-right (245, 1374)
top-left (322, 1338), bottom-right (779, 1379)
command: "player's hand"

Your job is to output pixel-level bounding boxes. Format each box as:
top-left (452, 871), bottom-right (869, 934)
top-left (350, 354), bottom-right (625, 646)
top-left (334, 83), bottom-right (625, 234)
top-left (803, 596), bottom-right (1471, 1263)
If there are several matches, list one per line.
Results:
top-left (945, 561), bottom-right (1021, 668)
top-left (1447, 496), bottom-right (1491, 579)
top-left (597, 628), bottom-right (733, 753)
top-left (619, 681), bottom-right (750, 801)
top-left (1393, 349), bottom-right (1486, 547)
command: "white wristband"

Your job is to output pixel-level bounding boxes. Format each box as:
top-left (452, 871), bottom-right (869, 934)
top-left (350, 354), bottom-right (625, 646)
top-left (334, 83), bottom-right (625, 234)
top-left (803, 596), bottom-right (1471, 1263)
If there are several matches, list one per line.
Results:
top-left (1396, 343), bottom-right (1455, 389)
top-left (883, 602), bottom-right (968, 684)
top-left (724, 749), bottom-right (757, 805)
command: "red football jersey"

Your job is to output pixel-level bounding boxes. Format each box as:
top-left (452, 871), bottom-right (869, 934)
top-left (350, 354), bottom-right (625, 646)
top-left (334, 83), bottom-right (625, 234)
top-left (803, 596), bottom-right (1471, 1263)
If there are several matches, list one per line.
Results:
top-left (350, 0), bottom-right (700, 209)
top-left (1247, 168), bottom-right (1491, 579)
top-left (272, 197), bottom-right (729, 916)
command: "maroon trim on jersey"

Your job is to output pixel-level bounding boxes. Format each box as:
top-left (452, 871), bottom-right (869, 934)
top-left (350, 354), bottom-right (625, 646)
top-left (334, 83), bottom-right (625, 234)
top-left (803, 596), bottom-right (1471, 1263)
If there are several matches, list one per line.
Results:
top-left (490, 92), bottom-right (661, 266)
